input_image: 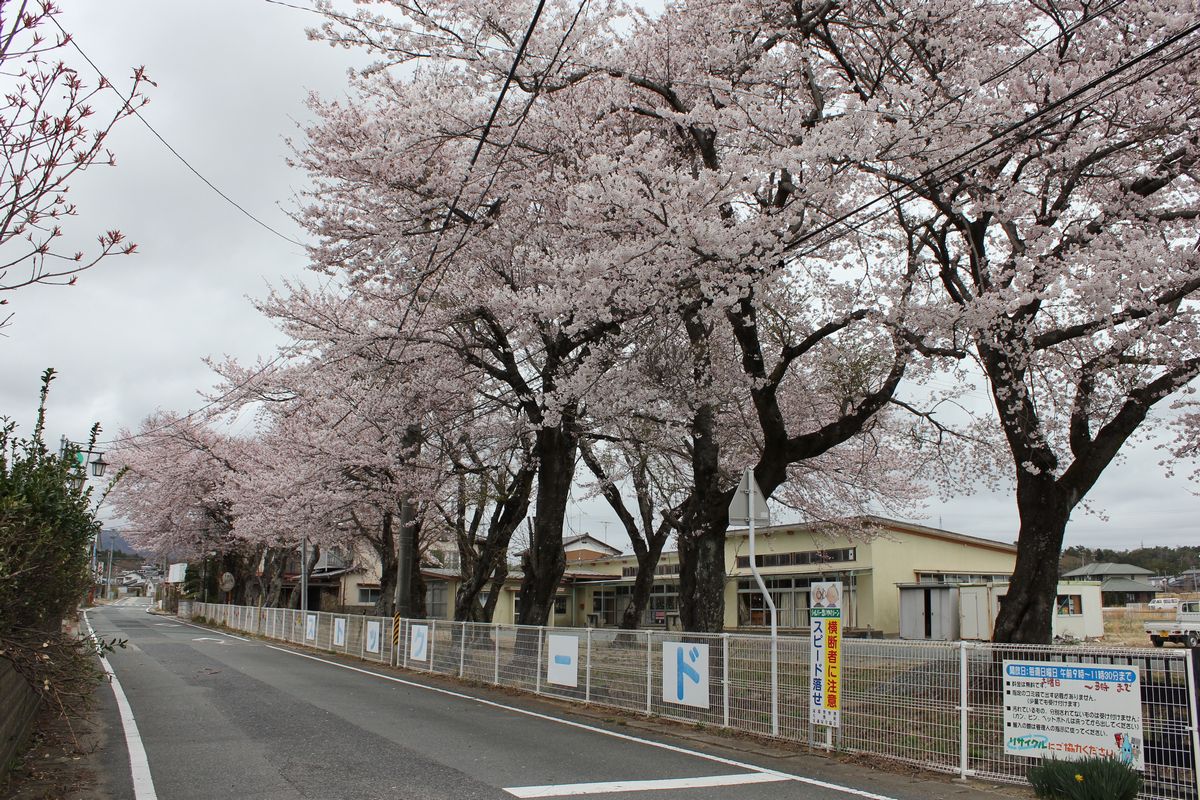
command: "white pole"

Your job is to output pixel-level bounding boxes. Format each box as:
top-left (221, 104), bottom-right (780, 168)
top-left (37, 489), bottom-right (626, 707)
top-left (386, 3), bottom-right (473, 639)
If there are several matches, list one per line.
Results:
top-left (459, 623), bottom-right (466, 678)
top-left (585, 628), bottom-right (593, 704)
top-left (745, 467), bottom-right (778, 737)
top-left (722, 633), bottom-right (730, 728)
top-left (535, 628), bottom-right (544, 694)
top-left (645, 631), bottom-right (653, 714)
top-left (959, 641), bottom-right (969, 779)
top-left (300, 534), bottom-right (308, 615)
top-left (1185, 648), bottom-right (1200, 798)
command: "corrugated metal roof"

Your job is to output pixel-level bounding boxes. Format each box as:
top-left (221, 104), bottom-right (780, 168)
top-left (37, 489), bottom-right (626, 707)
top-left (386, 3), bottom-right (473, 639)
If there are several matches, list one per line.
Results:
top-left (1098, 577), bottom-right (1158, 593)
top-left (1062, 562), bottom-right (1154, 578)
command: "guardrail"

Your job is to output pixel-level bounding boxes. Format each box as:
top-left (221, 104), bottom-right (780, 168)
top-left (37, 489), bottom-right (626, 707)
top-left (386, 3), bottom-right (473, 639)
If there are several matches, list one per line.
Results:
top-left (189, 602), bottom-right (1200, 800)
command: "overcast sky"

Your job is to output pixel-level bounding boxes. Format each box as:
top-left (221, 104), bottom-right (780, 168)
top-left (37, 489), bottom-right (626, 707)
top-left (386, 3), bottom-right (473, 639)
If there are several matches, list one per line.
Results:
top-left (1, 1), bottom-right (1195, 554)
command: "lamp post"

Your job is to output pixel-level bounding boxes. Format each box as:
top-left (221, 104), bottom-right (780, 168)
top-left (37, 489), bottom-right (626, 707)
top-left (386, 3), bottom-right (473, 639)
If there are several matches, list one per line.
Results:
top-left (61, 436), bottom-right (109, 601)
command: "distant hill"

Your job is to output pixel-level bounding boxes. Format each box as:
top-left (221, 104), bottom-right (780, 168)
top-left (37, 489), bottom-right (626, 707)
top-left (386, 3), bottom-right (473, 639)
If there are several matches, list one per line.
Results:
top-left (98, 529), bottom-right (149, 557)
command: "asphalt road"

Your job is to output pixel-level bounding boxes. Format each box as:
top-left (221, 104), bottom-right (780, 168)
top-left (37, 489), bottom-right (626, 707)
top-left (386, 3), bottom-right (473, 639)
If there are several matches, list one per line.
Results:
top-left (85, 601), bottom-right (1023, 800)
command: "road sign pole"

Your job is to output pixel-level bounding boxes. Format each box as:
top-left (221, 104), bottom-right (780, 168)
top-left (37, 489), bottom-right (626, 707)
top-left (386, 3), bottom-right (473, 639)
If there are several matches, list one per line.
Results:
top-left (743, 467), bottom-right (779, 737)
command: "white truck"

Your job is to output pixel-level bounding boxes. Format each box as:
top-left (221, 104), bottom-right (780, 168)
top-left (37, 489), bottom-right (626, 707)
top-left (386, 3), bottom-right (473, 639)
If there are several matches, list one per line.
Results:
top-left (1145, 600), bottom-right (1200, 648)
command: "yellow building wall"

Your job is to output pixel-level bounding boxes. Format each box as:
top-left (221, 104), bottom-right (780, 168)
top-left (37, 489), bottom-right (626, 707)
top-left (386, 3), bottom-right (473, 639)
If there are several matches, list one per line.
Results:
top-left (866, 533), bottom-right (1017, 635)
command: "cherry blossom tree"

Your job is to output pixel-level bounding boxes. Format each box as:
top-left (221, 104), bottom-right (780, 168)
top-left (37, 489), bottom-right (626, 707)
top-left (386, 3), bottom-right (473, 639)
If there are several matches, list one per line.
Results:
top-left (860, 0), bottom-right (1200, 642)
top-left (107, 411), bottom-right (274, 603)
top-left (0, 0), bottom-right (148, 327)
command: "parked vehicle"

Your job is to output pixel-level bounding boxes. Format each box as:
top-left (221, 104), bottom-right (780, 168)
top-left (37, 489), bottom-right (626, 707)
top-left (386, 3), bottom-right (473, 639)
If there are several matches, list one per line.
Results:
top-left (1148, 597), bottom-right (1182, 610)
top-left (1145, 600), bottom-right (1200, 647)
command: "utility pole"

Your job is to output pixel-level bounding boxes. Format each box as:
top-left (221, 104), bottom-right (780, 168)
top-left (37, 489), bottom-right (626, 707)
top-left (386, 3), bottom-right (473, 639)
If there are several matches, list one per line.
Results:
top-left (395, 498), bottom-right (415, 618)
top-left (105, 544), bottom-right (114, 601)
top-left (393, 423), bottom-right (423, 619)
top-left (300, 534), bottom-right (308, 614)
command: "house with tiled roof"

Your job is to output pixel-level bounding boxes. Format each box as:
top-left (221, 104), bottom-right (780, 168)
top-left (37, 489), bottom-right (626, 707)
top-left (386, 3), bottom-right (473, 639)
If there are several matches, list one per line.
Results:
top-left (1061, 562), bottom-right (1158, 606)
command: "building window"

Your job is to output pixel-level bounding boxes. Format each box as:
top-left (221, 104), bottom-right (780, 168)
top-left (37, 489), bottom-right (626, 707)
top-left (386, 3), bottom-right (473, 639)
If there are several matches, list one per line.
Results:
top-left (426, 582), bottom-right (448, 619)
top-left (358, 587), bottom-right (381, 604)
top-left (554, 595), bottom-right (567, 615)
top-left (735, 547), bottom-right (856, 569)
top-left (1056, 594), bottom-right (1083, 616)
top-left (622, 562), bottom-right (680, 578)
top-left (916, 573), bottom-right (1011, 585)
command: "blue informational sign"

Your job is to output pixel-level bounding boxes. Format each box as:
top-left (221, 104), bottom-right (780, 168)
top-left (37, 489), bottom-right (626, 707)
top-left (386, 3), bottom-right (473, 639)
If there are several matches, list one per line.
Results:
top-left (662, 642), bottom-right (709, 708)
top-left (546, 634), bottom-right (579, 687)
top-left (409, 624), bottom-right (429, 662)
top-left (1003, 659), bottom-right (1144, 769)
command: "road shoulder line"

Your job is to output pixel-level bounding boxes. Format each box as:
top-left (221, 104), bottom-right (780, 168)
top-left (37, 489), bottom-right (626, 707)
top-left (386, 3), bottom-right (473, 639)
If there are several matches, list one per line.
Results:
top-left (83, 609), bottom-right (158, 800)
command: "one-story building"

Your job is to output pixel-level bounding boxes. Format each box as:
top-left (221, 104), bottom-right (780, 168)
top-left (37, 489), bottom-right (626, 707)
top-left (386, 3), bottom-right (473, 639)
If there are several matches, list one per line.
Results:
top-left (1060, 562), bottom-right (1158, 606)
top-left (329, 516), bottom-right (1018, 636)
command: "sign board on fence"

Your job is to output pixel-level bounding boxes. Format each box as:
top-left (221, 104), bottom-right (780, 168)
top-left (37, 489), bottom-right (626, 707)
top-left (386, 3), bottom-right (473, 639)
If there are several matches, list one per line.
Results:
top-left (546, 634), bottom-right (579, 687)
top-left (662, 642), bottom-right (709, 708)
top-left (1003, 660), bottom-right (1144, 769)
top-left (167, 563), bottom-right (187, 583)
top-left (305, 613), bottom-right (317, 641)
top-left (365, 620), bottom-right (382, 654)
top-left (409, 624), bottom-right (429, 662)
top-left (809, 581), bottom-right (843, 727)
top-left (333, 617), bottom-right (346, 647)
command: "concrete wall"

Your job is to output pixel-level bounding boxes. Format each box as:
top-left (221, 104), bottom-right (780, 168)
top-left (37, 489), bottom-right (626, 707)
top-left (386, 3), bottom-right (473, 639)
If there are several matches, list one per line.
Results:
top-left (0, 658), bottom-right (39, 782)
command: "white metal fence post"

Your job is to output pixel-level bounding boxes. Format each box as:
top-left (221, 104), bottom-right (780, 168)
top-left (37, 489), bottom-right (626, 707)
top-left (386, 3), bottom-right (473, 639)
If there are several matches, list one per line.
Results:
top-left (535, 627), bottom-right (544, 694)
top-left (1186, 647), bottom-right (1200, 798)
top-left (645, 631), bottom-right (653, 715)
top-left (459, 623), bottom-right (466, 678)
top-left (429, 619), bottom-right (437, 670)
top-left (493, 627), bottom-right (500, 684)
top-left (722, 633), bottom-right (730, 728)
top-left (402, 619), bottom-right (410, 669)
top-left (585, 628), bottom-right (593, 704)
top-left (959, 640), bottom-right (969, 780)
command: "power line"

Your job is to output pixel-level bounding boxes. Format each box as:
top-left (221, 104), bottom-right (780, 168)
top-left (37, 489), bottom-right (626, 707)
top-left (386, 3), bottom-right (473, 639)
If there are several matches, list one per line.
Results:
top-left (50, 16), bottom-right (307, 248)
top-left (102, 0), bottom-right (567, 447)
top-left (781, 19), bottom-right (1200, 263)
top-left (264, 0), bottom-right (1126, 120)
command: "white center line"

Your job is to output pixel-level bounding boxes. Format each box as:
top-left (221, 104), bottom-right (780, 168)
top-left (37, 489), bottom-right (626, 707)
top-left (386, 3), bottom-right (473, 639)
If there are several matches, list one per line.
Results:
top-left (505, 772), bottom-right (789, 797)
top-left (83, 609), bottom-right (158, 800)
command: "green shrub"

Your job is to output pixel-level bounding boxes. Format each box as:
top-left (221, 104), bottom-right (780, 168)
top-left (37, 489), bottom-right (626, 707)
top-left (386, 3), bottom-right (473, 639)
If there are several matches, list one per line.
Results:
top-left (1028, 756), bottom-right (1142, 800)
top-left (1, 369), bottom-right (120, 716)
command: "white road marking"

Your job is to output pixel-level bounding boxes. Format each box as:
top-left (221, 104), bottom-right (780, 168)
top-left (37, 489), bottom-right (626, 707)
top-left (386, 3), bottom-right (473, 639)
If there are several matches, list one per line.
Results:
top-left (218, 635), bottom-right (903, 800)
top-left (191, 636), bottom-right (228, 644)
top-left (83, 610), bottom-right (158, 800)
top-left (505, 772), bottom-right (789, 797)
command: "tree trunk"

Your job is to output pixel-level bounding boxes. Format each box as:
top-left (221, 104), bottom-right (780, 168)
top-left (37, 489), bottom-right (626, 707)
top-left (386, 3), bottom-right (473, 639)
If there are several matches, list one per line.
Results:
top-left (676, 394), bottom-right (731, 633)
top-left (992, 476), bottom-right (1071, 644)
top-left (678, 524), bottom-right (728, 632)
top-left (288, 544), bottom-right (320, 610)
top-left (372, 511), bottom-right (398, 617)
top-left (620, 538), bottom-right (669, 629)
top-left (454, 465), bottom-right (534, 621)
top-left (262, 547), bottom-right (289, 607)
top-left (516, 424), bottom-right (576, 627)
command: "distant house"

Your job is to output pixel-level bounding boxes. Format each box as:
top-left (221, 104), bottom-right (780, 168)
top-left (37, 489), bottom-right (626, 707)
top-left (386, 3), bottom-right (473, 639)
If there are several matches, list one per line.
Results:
top-left (1061, 562), bottom-right (1157, 606)
top-left (1168, 568), bottom-right (1200, 592)
top-left (562, 533), bottom-right (621, 562)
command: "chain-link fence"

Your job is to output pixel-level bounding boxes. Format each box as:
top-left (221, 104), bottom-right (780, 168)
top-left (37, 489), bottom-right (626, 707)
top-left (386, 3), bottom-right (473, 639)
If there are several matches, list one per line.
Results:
top-left (188, 603), bottom-right (1199, 799)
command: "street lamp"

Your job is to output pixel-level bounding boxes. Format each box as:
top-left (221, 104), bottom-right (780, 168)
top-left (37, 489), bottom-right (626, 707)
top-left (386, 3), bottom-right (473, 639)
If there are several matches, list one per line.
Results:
top-left (60, 435), bottom-right (109, 602)
top-left (60, 436), bottom-right (107, 480)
